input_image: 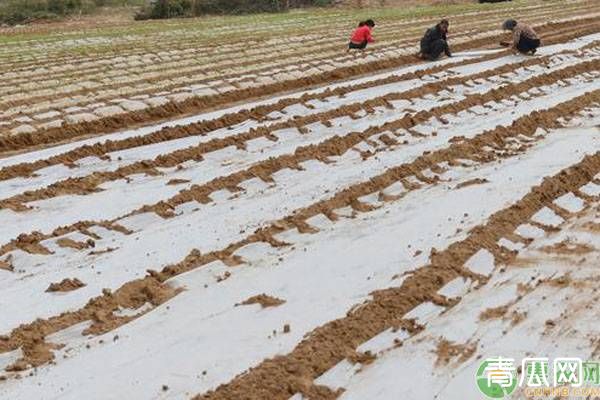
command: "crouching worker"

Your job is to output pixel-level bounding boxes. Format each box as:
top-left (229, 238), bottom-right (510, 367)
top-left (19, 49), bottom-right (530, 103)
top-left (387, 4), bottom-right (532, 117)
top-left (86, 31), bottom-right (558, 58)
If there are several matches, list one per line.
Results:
top-left (503, 19), bottom-right (540, 55)
top-left (348, 19), bottom-right (375, 51)
top-left (420, 19), bottom-right (452, 61)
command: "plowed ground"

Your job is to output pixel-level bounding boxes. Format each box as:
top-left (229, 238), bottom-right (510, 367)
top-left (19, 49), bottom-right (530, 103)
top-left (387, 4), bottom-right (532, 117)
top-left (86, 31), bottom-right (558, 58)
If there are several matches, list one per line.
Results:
top-left (1, 1), bottom-right (600, 399)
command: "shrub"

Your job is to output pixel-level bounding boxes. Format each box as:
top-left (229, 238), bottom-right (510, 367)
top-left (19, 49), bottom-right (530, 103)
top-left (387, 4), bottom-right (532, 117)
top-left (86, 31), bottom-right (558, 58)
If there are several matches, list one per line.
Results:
top-left (48, 0), bottom-right (82, 14)
top-left (135, 0), bottom-right (332, 20)
top-left (0, 0), bottom-right (96, 24)
top-left (0, 0), bottom-right (142, 24)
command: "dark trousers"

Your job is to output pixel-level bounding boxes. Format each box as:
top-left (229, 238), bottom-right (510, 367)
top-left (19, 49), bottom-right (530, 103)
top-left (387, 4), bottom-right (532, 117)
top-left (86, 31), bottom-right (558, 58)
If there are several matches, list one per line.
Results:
top-left (517, 36), bottom-right (541, 54)
top-left (349, 40), bottom-right (368, 50)
top-left (421, 39), bottom-right (450, 60)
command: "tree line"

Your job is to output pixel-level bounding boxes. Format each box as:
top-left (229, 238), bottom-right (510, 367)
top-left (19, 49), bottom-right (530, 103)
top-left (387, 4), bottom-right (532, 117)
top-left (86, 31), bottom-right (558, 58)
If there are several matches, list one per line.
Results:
top-left (0, 0), bottom-right (333, 25)
top-left (135, 0), bottom-right (333, 20)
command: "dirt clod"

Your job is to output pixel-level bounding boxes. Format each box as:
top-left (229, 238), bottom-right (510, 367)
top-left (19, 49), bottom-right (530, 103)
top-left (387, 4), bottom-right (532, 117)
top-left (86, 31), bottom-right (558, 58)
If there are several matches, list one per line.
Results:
top-left (237, 294), bottom-right (286, 308)
top-left (46, 278), bottom-right (86, 293)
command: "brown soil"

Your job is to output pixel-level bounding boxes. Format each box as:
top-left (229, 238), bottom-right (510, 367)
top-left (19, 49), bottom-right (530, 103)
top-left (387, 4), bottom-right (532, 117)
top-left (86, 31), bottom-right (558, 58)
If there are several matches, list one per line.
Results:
top-left (509, 311), bottom-right (527, 326)
top-left (88, 247), bottom-right (117, 256)
top-left (479, 304), bottom-right (509, 321)
top-left (2, 19), bottom-right (600, 381)
top-left (0, 4), bottom-right (576, 110)
top-left (0, 256), bottom-right (14, 272)
top-left (0, 46), bottom-right (542, 181)
top-left (166, 179), bottom-right (191, 186)
top-left (0, 277), bottom-right (181, 370)
top-left (46, 278), bottom-right (86, 293)
top-left (193, 150), bottom-right (600, 400)
top-left (1, 88), bottom-right (597, 375)
top-left (0, 222), bottom-right (130, 258)
top-left (455, 178), bottom-right (489, 189)
top-left (238, 294), bottom-right (286, 308)
top-left (4, 55), bottom-right (597, 213)
top-left (0, 18), bottom-right (495, 112)
top-left (1, 85), bottom-right (597, 296)
top-left (545, 274), bottom-right (573, 288)
top-left (1, 15), bottom-right (598, 156)
top-left (582, 221), bottom-right (600, 232)
top-left (434, 338), bottom-right (477, 366)
top-left (539, 239), bottom-right (595, 255)
top-left (12, 232), bottom-right (54, 255)
top-left (347, 350), bottom-right (376, 366)
top-left (56, 238), bottom-right (95, 250)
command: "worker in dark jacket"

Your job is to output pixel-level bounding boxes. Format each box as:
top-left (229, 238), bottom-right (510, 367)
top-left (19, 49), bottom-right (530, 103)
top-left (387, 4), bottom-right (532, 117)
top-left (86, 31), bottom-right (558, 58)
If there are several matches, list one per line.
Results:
top-left (419, 19), bottom-right (452, 61)
top-left (503, 19), bottom-right (540, 55)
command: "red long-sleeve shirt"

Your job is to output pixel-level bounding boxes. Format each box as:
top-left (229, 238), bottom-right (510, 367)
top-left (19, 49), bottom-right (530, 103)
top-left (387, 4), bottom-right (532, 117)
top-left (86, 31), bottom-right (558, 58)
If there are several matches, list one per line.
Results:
top-left (350, 25), bottom-right (374, 44)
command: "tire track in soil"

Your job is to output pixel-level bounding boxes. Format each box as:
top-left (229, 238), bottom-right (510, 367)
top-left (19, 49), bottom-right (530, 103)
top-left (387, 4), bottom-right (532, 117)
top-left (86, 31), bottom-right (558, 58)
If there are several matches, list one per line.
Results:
top-left (1, 55), bottom-right (597, 213)
top-left (2, 14), bottom-right (598, 154)
top-left (0, 88), bottom-right (598, 372)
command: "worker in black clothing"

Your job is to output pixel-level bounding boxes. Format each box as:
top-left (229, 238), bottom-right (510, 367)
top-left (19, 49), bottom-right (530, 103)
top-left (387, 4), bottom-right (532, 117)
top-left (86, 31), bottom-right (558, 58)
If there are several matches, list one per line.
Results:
top-left (419, 19), bottom-right (452, 61)
top-left (502, 19), bottom-right (541, 55)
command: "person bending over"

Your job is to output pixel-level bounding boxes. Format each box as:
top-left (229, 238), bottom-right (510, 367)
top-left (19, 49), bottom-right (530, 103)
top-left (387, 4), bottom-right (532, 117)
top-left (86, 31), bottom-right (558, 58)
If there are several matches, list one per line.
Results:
top-left (503, 19), bottom-right (540, 55)
top-left (348, 19), bottom-right (375, 51)
top-left (420, 19), bottom-right (452, 61)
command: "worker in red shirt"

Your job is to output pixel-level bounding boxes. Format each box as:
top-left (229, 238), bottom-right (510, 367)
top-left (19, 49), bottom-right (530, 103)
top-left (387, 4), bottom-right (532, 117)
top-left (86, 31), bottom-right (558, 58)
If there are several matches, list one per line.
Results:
top-left (348, 19), bottom-right (375, 51)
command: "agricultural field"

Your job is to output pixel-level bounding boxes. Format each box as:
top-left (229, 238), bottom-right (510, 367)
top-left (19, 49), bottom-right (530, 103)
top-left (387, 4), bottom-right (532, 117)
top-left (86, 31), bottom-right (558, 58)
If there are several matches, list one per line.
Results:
top-left (1, 0), bottom-right (600, 399)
